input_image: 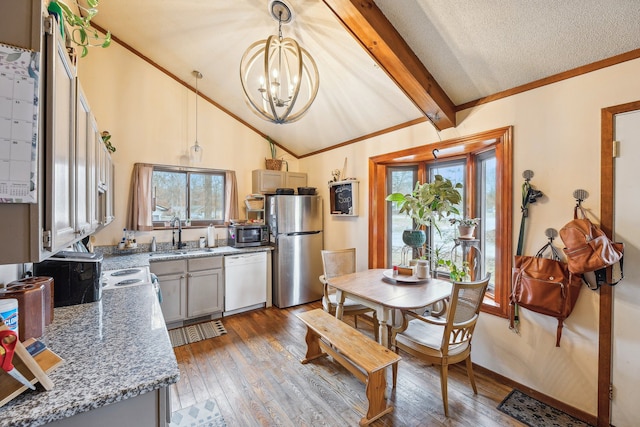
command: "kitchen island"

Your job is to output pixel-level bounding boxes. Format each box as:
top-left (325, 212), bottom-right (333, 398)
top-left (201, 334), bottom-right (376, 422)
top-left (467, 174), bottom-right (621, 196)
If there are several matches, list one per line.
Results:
top-left (0, 283), bottom-right (178, 427)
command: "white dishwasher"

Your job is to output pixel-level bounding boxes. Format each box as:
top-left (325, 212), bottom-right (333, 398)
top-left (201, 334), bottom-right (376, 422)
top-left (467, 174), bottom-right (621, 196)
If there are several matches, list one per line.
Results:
top-left (224, 251), bottom-right (267, 314)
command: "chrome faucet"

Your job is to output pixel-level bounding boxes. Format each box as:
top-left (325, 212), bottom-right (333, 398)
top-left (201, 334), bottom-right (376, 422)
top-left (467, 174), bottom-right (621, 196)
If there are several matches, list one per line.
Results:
top-left (170, 217), bottom-right (185, 249)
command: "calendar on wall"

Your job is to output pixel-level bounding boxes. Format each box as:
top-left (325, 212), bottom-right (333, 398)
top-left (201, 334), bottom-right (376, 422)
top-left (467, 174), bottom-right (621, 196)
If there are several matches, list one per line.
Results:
top-left (0, 43), bottom-right (39, 203)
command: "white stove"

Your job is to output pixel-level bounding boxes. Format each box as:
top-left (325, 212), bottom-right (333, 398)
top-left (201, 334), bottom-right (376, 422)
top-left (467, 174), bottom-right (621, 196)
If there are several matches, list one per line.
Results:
top-left (102, 266), bottom-right (152, 290)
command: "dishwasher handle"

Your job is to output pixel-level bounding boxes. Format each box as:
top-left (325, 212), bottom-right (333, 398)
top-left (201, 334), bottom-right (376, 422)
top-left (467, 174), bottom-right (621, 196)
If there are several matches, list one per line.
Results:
top-left (224, 252), bottom-right (266, 267)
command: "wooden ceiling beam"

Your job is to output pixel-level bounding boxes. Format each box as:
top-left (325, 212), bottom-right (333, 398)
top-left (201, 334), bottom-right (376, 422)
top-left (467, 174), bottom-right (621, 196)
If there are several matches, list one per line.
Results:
top-left (322, 0), bottom-right (456, 130)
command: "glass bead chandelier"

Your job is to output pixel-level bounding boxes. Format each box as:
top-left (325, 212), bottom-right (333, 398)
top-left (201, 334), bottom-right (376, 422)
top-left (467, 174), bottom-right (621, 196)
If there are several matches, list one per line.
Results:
top-left (239, 0), bottom-right (319, 124)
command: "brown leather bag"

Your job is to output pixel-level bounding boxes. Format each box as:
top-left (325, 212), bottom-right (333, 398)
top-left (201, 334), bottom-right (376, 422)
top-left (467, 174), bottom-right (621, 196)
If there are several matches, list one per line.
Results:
top-left (510, 243), bottom-right (583, 347)
top-left (560, 206), bottom-right (623, 274)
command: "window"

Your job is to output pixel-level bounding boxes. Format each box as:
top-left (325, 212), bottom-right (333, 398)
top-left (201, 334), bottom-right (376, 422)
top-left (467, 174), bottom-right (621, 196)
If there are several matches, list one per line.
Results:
top-left (152, 166), bottom-right (226, 227)
top-left (387, 167), bottom-right (417, 266)
top-left (369, 127), bottom-right (512, 317)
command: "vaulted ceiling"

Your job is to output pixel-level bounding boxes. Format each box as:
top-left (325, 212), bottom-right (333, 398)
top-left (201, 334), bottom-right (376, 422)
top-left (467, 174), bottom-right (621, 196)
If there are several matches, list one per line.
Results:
top-left (89, 0), bottom-right (640, 157)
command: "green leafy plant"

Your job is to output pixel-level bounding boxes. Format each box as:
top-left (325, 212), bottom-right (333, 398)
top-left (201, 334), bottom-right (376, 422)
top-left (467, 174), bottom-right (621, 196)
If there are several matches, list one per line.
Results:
top-left (52, 0), bottom-right (111, 58)
top-left (101, 131), bottom-right (115, 153)
top-left (385, 175), bottom-right (462, 231)
top-left (438, 259), bottom-right (470, 282)
top-left (449, 217), bottom-right (480, 227)
top-left (266, 136), bottom-right (277, 159)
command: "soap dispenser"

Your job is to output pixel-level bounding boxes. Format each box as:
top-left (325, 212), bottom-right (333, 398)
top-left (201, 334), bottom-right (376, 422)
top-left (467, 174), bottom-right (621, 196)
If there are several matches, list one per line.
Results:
top-left (150, 236), bottom-right (157, 252)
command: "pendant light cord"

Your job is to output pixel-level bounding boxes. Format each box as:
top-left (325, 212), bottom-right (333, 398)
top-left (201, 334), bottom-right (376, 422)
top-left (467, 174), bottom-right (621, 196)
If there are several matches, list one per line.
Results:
top-left (195, 73), bottom-right (199, 145)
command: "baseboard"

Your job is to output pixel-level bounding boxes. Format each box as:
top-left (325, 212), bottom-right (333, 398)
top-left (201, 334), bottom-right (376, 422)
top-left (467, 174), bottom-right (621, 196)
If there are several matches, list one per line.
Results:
top-left (472, 363), bottom-right (597, 426)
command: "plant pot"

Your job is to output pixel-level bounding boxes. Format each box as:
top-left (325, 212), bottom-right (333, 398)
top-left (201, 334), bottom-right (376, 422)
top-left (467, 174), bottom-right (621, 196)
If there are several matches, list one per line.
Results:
top-left (402, 229), bottom-right (426, 247)
top-left (458, 225), bottom-right (476, 239)
top-left (265, 158), bottom-right (282, 170)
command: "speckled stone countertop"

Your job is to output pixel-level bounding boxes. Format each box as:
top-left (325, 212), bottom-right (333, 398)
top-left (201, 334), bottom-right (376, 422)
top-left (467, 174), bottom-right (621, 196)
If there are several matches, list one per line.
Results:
top-left (0, 284), bottom-right (179, 427)
top-left (102, 245), bottom-right (273, 271)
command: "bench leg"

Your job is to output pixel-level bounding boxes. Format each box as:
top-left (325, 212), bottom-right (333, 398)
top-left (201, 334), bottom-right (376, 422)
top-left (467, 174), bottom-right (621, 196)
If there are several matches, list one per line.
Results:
top-left (360, 369), bottom-right (393, 426)
top-left (300, 327), bottom-right (326, 364)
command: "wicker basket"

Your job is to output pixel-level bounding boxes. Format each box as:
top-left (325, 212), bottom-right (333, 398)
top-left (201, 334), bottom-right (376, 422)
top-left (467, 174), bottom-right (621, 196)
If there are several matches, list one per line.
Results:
top-left (245, 198), bottom-right (264, 210)
top-left (265, 158), bottom-right (283, 171)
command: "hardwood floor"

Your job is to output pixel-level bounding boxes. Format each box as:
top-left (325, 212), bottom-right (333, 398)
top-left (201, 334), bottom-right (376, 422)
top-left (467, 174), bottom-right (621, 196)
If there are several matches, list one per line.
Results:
top-left (170, 301), bottom-right (524, 426)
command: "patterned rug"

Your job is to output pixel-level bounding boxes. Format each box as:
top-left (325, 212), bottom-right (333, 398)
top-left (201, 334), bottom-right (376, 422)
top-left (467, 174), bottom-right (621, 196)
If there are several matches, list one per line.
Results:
top-left (169, 320), bottom-right (227, 347)
top-left (498, 389), bottom-right (593, 427)
top-left (170, 399), bottom-right (226, 427)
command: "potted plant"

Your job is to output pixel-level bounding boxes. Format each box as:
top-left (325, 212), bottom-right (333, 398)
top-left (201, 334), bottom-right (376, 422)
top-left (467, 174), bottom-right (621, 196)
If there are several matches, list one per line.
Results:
top-left (438, 259), bottom-right (470, 282)
top-left (449, 217), bottom-right (480, 239)
top-left (386, 175), bottom-right (462, 247)
top-left (264, 136), bottom-right (282, 170)
top-left (48, 0), bottom-right (111, 58)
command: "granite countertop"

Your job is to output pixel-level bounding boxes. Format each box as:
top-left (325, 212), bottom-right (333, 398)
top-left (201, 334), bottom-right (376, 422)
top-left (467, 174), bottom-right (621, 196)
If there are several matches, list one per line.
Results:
top-left (102, 245), bottom-right (273, 271)
top-left (0, 284), bottom-right (179, 427)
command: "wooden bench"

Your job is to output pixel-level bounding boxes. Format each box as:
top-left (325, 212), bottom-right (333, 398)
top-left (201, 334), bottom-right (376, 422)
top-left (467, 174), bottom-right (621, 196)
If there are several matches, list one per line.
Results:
top-left (296, 309), bottom-right (401, 426)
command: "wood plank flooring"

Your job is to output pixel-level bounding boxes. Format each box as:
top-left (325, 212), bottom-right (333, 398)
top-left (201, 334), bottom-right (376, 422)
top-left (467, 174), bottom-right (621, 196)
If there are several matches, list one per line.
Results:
top-left (170, 301), bottom-right (524, 426)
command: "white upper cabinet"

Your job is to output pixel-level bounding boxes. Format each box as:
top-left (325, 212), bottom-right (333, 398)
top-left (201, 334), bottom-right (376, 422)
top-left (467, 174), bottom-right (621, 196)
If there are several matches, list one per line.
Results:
top-left (43, 20), bottom-right (77, 252)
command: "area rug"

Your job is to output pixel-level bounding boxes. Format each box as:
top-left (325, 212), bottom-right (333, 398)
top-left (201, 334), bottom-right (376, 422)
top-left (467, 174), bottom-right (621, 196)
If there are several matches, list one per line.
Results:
top-left (170, 399), bottom-right (226, 427)
top-left (169, 320), bottom-right (227, 347)
top-left (498, 389), bottom-right (593, 427)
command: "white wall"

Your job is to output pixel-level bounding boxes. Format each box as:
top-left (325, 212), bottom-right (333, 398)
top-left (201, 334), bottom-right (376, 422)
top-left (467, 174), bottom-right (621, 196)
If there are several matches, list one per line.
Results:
top-left (78, 33), bottom-right (640, 416)
top-left (301, 58), bottom-right (640, 416)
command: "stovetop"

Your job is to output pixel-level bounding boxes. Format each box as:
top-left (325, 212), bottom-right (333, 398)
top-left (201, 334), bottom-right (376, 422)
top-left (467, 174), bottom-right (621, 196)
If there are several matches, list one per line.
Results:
top-left (102, 266), bottom-right (152, 290)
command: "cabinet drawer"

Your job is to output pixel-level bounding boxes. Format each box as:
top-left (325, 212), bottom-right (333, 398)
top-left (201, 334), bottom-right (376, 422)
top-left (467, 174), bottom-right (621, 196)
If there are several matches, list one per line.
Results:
top-left (188, 256), bottom-right (222, 271)
top-left (150, 259), bottom-right (186, 275)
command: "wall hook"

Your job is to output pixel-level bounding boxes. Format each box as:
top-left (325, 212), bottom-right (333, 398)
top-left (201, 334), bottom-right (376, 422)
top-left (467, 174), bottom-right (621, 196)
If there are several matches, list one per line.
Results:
top-left (432, 148), bottom-right (439, 160)
top-left (573, 189), bottom-right (589, 207)
top-left (545, 228), bottom-right (558, 243)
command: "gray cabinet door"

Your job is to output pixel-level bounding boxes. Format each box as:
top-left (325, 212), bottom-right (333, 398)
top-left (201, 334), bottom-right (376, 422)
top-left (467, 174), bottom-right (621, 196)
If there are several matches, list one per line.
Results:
top-left (45, 24), bottom-right (77, 252)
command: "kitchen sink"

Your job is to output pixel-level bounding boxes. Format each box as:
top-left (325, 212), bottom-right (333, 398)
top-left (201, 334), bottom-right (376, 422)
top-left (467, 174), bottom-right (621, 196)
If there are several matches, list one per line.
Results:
top-left (149, 247), bottom-right (238, 258)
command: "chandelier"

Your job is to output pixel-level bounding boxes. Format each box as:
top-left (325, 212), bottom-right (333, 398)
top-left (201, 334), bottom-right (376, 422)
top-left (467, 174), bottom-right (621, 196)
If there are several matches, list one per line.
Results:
top-left (240, 0), bottom-right (319, 124)
top-left (190, 70), bottom-right (203, 163)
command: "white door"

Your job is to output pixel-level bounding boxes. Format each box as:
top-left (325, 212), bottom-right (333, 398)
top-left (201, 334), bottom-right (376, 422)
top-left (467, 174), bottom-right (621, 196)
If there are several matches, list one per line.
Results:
top-left (612, 109), bottom-right (640, 426)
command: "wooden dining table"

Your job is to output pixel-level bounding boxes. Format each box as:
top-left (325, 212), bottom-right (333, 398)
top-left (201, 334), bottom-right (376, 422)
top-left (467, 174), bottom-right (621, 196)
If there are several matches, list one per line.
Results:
top-left (327, 269), bottom-right (453, 347)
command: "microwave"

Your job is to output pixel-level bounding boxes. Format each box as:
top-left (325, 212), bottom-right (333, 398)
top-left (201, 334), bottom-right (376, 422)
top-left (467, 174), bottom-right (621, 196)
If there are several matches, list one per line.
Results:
top-left (228, 224), bottom-right (269, 247)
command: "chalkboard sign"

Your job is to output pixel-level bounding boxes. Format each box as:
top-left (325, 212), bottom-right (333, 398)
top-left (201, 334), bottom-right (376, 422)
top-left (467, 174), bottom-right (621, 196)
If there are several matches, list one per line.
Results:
top-left (329, 180), bottom-right (358, 216)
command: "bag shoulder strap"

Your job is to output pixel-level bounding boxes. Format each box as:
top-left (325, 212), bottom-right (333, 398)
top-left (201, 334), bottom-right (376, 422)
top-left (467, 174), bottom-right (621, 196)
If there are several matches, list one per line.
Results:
top-left (574, 205), bottom-right (588, 220)
top-left (535, 242), bottom-right (562, 261)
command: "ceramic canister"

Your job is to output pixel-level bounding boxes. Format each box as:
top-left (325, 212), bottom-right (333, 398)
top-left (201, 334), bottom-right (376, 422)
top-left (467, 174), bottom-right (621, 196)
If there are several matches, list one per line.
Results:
top-left (0, 298), bottom-right (19, 335)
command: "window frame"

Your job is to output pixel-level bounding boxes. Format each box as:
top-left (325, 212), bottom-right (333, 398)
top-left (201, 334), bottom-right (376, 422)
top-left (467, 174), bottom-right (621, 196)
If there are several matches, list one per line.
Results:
top-left (368, 126), bottom-right (513, 317)
top-left (151, 164), bottom-right (227, 228)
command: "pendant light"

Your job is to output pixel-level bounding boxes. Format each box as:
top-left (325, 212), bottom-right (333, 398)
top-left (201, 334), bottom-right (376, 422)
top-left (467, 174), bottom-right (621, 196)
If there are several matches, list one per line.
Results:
top-left (190, 70), bottom-right (203, 163)
top-left (239, 0), bottom-right (319, 124)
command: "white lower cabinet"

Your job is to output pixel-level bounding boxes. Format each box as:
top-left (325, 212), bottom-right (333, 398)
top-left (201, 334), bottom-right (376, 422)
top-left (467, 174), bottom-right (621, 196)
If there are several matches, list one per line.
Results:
top-left (151, 257), bottom-right (223, 326)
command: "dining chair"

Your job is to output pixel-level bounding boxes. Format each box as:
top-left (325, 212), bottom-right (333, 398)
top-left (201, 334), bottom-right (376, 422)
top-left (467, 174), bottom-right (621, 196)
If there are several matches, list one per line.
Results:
top-left (391, 274), bottom-right (491, 417)
top-left (320, 248), bottom-right (379, 341)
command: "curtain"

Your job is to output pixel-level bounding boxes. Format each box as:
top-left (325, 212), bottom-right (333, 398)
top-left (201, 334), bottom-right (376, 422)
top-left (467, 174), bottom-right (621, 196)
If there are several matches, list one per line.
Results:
top-left (225, 170), bottom-right (238, 223)
top-left (127, 163), bottom-right (154, 231)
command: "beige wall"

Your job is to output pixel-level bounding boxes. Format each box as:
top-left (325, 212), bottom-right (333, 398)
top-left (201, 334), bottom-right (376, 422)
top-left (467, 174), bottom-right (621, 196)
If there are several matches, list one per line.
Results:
top-left (78, 40), bottom-right (299, 247)
top-left (301, 57), bottom-right (640, 416)
top-left (79, 37), bottom-right (640, 416)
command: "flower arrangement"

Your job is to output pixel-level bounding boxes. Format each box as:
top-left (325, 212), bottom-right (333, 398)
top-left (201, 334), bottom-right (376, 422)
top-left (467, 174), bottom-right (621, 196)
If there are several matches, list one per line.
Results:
top-left (449, 217), bottom-right (480, 227)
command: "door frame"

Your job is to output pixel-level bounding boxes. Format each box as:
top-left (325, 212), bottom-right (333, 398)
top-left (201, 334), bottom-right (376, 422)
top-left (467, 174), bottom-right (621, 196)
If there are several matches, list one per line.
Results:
top-left (599, 100), bottom-right (640, 426)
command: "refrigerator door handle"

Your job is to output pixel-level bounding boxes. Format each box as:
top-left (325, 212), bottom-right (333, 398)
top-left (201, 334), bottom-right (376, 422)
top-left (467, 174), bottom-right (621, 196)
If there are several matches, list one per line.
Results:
top-left (284, 231), bottom-right (322, 236)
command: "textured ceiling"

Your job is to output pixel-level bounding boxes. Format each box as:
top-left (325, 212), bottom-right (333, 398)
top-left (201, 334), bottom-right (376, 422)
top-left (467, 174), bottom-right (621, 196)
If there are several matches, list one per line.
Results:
top-left (89, 0), bottom-right (640, 157)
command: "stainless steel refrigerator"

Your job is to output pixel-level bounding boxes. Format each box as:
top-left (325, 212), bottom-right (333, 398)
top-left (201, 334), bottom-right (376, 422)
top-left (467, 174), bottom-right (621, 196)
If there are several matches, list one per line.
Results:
top-left (267, 195), bottom-right (324, 308)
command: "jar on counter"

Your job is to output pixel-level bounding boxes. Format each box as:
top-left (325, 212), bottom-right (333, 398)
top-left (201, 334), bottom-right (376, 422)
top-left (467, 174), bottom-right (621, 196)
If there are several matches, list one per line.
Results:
top-left (416, 260), bottom-right (429, 279)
